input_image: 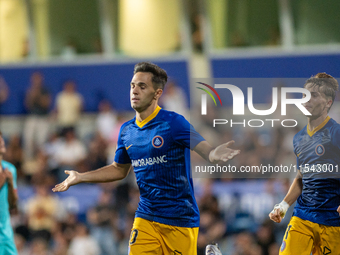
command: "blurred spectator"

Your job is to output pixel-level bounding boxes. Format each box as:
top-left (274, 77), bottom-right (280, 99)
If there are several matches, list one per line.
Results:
top-left (22, 149), bottom-right (50, 183)
top-left (87, 133), bottom-right (108, 170)
top-left (14, 234), bottom-right (30, 255)
top-left (68, 223), bottom-right (100, 255)
top-left (265, 26), bottom-right (281, 46)
top-left (61, 37), bottom-right (78, 60)
top-left (96, 100), bottom-right (118, 142)
top-left (26, 181), bottom-right (64, 242)
top-left (52, 230), bottom-right (69, 255)
top-left (87, 189), bottom-right (117, 255)
top-left (23, 72), bottom-right (51, 160)
top-left (116, 212), bottom-right (135, 255)
top-left (92, 37), bottom-right (103, 54)
top-left (54, 80), bottom-right (83, 133)
top-left (53, 128), bottom-right (86, 182)
top-left (268, 242), bottom-right (280, 255)
top-left (255, 220), bottom-right (276, 255)
top-left (197, 193), bottom-right (227, 255)
top-left (233, 232), bottom-right (263, 255)
top-left (106, 114), bottom-right (133, 164)
top-left (42, 132), bottom-right (62, 174)
top-left (160, 80), bottom-right (189, 118)
top-left (54, 212), bottom-right (78, 248)
top-left (231, 31), bottom-right (248, 47)
top-left (3, 135), bottom-right (24, 181)
top-left (0, 76), bottom-right (9, 104)
top-left (22, 38), bottom-right (30, 58)
top-left (191, 14), bottom-right (203, 53)
top-left (29, 238), bottom-right (52, 255)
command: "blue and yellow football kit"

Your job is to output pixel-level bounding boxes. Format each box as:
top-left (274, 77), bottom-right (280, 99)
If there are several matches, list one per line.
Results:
top-left (0, 160), bottom-right (18, 255)
top-left (280, 117), bottom-right (340, 255)
top-left (114, 106), bottom-right (205, 254)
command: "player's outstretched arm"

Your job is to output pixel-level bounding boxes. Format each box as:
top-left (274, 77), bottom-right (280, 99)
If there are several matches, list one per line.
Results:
top-left (269, 172), bottom-right (302, 223)
top-left (194, 140), bottom-right (240, 164)
top-left (52, 162), bottom-right (131, 192)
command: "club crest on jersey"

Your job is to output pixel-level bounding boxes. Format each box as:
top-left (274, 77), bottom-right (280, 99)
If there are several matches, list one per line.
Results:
top-left (315, 144), bottom-right (325, 156)
top-left (152, 135), bottom-right (164, 148)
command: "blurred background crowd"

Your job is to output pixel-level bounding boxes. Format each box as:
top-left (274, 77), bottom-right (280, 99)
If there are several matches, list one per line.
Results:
top-left (1, 0), bottom-right (340, 254)
top-left (2, 70), bottom-right (336, 255)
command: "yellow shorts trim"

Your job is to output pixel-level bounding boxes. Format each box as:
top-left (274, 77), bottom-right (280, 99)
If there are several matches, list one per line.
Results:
top-left (128, 217), bottom-right (199, 255)
top-left (280, 216), bottom-right (340, 255)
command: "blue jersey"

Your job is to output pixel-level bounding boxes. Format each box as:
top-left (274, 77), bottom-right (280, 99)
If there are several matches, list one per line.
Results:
top-left (0, 160), bottom-right (17, 243)
top-left (114, 107), bottom-right (205, 228)
top-left (293, 117), bottom-right (340, 226)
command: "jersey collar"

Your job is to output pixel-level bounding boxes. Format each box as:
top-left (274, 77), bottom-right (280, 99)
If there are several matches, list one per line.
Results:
top-left (135, 106), bottom-right (161, 128)
top-left (307, 116), bottom-right (330, 137)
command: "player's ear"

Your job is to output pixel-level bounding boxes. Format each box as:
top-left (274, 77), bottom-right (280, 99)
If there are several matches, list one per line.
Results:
top-left (154, 89), bottom-right (163, 100)
top-left (326, 98), bottom-right (333, 109)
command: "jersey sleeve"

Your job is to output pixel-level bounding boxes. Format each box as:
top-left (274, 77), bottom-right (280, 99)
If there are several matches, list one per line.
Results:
top-left (114, 126), bottom-right (131, 164)
top-left (331, 124), bottom-right (340, 151)
top-left (12, 165), bottom-right (17, 190)
top-left (170, 114), bottom-right (205, 150)
top-left (5, 163), bottom-right (17, 190)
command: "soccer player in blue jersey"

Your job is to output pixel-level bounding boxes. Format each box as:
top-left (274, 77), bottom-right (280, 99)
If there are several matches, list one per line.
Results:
top-left (269, 73), bottom-right (340, 255)
top-left (53, 62), bottom-right (239, 254)
top-left (0, 131), bottom-right (18, 255)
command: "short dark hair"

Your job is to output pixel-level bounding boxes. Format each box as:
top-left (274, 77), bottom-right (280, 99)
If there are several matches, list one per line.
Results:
top-left (304, 72), bottom-right (339, 111)
top-left (134, 62), bottom-right (168, 90)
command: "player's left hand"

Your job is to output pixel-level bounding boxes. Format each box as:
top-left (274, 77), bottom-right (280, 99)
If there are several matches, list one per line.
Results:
top-left (209, 140), bottom-right (240, 163)
top-left (2, 169), bottom-right (13, 185)
top-left (337, 205), bottom-right (340, 216)
top-left (0, 171), bottom-right (6, 187)
top-left (4, 169), bottom-right (13, 180)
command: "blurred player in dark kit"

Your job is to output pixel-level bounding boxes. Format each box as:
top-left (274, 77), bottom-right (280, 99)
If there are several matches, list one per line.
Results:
top-left (269, 73), bottom-right (340, 255)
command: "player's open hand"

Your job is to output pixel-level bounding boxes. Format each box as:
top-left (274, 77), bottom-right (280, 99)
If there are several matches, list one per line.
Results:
top-left (337, 205), bottom-right (340, 216)
top-left (52, 170), bottom-right (80, 192)
top-left (209, 140), bottom-right (240, 163)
